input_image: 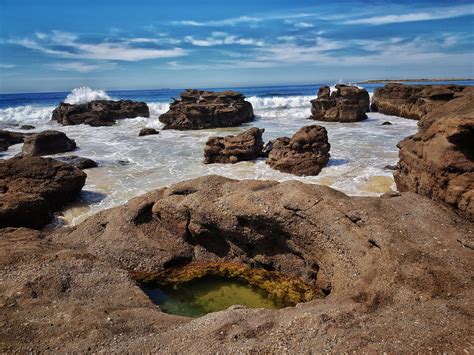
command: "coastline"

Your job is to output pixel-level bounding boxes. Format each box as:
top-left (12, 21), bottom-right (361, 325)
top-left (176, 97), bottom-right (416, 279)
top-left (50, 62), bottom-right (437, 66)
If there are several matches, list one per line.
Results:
top-left (358, 78), bottom-right (474, 84)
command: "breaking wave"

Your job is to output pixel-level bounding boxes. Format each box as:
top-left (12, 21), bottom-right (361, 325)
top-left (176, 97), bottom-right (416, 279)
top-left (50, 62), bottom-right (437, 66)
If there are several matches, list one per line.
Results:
top-left (247, 95), bottom-right (313, 110)
top-left (64, 86), bottom-right (111, 104)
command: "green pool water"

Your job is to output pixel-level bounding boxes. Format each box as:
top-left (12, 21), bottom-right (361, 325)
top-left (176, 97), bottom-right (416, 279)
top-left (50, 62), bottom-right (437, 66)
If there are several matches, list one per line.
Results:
top-left (143, 275), bottom-right (280, 318)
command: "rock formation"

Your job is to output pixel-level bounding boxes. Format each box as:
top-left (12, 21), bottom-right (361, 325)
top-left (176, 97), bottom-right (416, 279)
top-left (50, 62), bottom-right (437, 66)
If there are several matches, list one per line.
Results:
top-left (159, 89), bottom-right (254, 130)
top-left (204, 127), bottom-right (264, 164)
top-left (0, 130), bottom-right (28, 151)
top-left (55, 155), bottom-right (98, 169)
top-left (1, 175), bottom-right (473, 352)
top-left (394, 87), bottom-right (474, 219)
top-left (22, 130), bottom-right (76, 156)
top-left (51, 100), bottom-right (150, 126)
top-left (139, 128), bottom-right (159, 136)
top-left (266, 125), bottom-right (330, 176)
top-left (371, 83), bottom-right (466, 120)
top-left (0, 156), bottom-right (86, 228)
top-left (309, 84), bottom-right (370, 122)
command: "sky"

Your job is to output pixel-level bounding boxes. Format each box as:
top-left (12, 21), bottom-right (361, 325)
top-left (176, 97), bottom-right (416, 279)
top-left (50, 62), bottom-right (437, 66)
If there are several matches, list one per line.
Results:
top-left (0, 0), bottom-right (473, 93)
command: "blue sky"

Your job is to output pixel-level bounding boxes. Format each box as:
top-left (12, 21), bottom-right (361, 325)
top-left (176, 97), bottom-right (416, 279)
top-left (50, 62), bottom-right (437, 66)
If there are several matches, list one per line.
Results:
top-left (0, 0), bottom-right (473, 93)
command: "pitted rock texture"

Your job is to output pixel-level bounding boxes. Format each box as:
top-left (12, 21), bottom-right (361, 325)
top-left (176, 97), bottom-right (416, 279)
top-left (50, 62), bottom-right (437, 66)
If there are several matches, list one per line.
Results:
top-left (0, 156), bottom-right (86, 228)
top-left (52, 100), bottom-right (150, 127)
top-left (266, 125), bottom-right (330, 176)
top-left (371, 83), bottom-right (467, 120)
top-left (21, 130), bottom-right (76, 156)
top-left (309, 84), bottom-right (370, 122)
top-left (394, 87), bottom-right (474, 219)
top-left (1, 175), bottom-right (473, 352)
top-left (159, 89), bottom-right (254, 130)
top-left (204, 127), bottom-right (265, 164)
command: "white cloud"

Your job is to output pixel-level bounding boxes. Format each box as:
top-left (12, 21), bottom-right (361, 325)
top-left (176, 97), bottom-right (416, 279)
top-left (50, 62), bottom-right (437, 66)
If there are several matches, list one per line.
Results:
top-left (48, 61), bottom-right (117, 73)
top-left (0, 64), bottom-right (16, 69)
top-left (185, 34), bottom-right (264, 47)
top-left (174, 16), bottom-right (261, 27)
top-left (9, 31), bottom-right (188, 61)
top-left (294, 22), bottom-right (313, 28)
top-left (344, 4), bottom-right (474, 25)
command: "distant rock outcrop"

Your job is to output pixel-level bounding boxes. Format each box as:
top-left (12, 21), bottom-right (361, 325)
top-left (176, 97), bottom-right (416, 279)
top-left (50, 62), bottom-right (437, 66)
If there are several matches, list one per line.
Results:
top-left (159, 89), bottom-right (254, 130)
top-left (394, 86), bottom-right (474, 219)
top-left (204, 127), bottom-right (265, 164)
top-left (0, 156), bottom-right (86, 228)
top-left (309, 85), bottom-right (370, 122)
top-left (266, 125), bottom-right (330, 176)
top-left (52, 100), bottom-right (150, 126)
top-left (22, 130), bottom-right (76, 156)
top-left (370, 83), bottom-right (466, 120)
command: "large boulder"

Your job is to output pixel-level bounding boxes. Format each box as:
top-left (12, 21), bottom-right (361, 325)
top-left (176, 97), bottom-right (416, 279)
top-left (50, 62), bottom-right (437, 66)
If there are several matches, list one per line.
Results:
top-left (309, 84), bottom-right (370, 122)
top-left (21, 130), bottom-right (76, 156)
top-left (2, 175), bottom-right (471, 352)
top-left (0, 156), bottom-right (86, 228)
top-left (394, 87), bottom-right (474, 219)
top-left (204, 127), bottom-right (265, 164)
top-left (370, 83), bottom-right (466, 120)
top-left (52, 100), bottom-right (150, 127)
top-left (159, 89), bottom-right (254, 130)
top-left (266, 125), bottom-right (330, 176)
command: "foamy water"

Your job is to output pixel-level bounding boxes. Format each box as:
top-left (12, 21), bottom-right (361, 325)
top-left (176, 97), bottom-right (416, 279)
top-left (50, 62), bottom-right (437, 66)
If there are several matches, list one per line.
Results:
top-left (0, 86), bottom-right (419, 225)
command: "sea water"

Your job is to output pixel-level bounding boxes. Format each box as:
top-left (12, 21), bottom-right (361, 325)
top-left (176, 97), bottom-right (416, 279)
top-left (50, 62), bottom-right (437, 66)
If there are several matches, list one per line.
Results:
top-left (1, 81), bottom-right (470, 225)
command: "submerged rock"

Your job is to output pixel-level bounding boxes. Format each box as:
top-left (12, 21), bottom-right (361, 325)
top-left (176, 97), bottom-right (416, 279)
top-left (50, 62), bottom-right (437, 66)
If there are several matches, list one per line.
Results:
top-left (51, 100), bottom-right (150, 126)
top-left (138, 128), bottom-right (159, 136)
top-left (55, 155), bottom-right (98, 169)
top-left (21, 130), bottom-right (76, 156)
top-left (159, 89), bottom-right (254, 130)
top-left (370, 83), bottom-right (466, 120)
top-left (0, 156), bottom-right (86, 228)
top-left (266, 125), bottom-right (330, 176)
top-left (204, 127), bottom-right (265, 164)
top-left (394, 87), bottom-right (474, 219)
top-left (309, 84), bottom-right (370, 122)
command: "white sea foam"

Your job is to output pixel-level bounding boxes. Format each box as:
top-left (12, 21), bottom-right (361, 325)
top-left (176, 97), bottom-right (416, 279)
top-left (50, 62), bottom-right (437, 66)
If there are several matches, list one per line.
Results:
top-left (247, 95), bottom-right (313, 110)
top-left (64, 86), bottom-right (111, 104)
top-left (0, 105), bottom-right (55, 125)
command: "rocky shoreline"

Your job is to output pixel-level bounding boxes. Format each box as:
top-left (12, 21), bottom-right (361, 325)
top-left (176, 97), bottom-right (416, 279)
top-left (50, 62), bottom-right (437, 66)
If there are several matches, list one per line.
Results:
top-left (1, 83), bottom-right (473, 352)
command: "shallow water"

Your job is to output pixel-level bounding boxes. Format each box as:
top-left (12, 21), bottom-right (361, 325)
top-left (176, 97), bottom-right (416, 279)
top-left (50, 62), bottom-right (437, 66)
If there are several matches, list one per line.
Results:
top-left (143, 276), bottom-right (279, 318)
top-left (1, 82), bottom-right (447, 225)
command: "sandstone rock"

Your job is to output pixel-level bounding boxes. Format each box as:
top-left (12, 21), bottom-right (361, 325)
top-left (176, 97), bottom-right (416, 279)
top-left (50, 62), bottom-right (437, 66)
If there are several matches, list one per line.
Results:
top-left (22, 130), bottom-right (76, 156)
top-left (394, 88), bottom-right (474, 219)
top-left (51, 100), bottom-right (150, 127)
top-left (0, 156), bottom-right (86, 228)
top-left (309, 85), bottom-right (369, 122)
top-left (159, 89), bottom-right (254, 130)
top-left (370, 83), bottom-right (466, 120)
top-left (204, 127), bottom-right (264, 164)
top-left (2, 175), bottom-right (467, 352)
top-left (55, 155), bottom-right (98, 169)
top-left (138, 128), bottom-right (159, 136)
top-left (266, 125), bottom-right (330, 176)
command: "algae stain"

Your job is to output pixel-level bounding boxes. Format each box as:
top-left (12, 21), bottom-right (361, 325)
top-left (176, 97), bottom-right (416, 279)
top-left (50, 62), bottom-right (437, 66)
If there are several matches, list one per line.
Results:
top-left (143, 275), bottom-right (280, 318)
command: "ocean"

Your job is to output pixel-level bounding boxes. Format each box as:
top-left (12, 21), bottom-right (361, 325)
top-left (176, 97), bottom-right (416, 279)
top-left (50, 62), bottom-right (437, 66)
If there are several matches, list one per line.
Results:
top-left (1, 81), bottom-right (471, 226)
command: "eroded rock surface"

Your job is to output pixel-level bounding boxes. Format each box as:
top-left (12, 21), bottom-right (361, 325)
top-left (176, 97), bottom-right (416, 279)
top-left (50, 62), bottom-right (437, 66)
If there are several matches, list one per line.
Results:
top-left (52, 100), bottom-right (150, 126)
top-left (204, 127), bottom-right (264, 164)
top-left (1, 175), bottom-right (473, 352)
top-left (266, 125), bottom-right (330, 176)
top-left (159, 89), bottom-right (254, 130)
top-left (309, 84), bottom-right (370, 122)
top-left (22, 130), bottom-right (76, 156)
top-left (0, 156), bottom-right (86, 228)
top-left (371, 83), bottom-right (467, 120)
top-left (394, 88), bottom-right (474, 219)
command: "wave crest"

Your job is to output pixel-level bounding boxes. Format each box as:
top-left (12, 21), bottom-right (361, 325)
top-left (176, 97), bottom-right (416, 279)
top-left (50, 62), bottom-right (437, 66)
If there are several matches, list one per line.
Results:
top-left (247, 95), bottom-right (313, 110)
top-left (64, 86), bottom-right (111, 104)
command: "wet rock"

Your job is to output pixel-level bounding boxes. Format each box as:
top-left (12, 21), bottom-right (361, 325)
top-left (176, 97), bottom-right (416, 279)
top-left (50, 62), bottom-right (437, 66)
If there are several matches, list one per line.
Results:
top-left (0, 130), bottom-right (28, 151)
top-left (384, 164), bottom-right (398, 170)
top-left (20, 125), bottom-right (35, 130)
top-left (370, 83), bottom-right (466, 120)
top-left (394, 88), bottom-right (474, 219)
top-left (52, 100), bottom-right (150, 127)
top-left (22, 130), bottom-right (76, 156)
top-left (204, 127), bottom-right (265, 164)
top-left (55, 155), bottom-right (98, 169)
top-left (266, 125), bottom-right (330, 176)
top-left (159, 89), bottom-right (254, 130)
top-left (0, 139), bottom-right (8, 152)
top-left (381, 121), bottom-right (392, 125)
top-left (0, 156), bottom-right (86, 228)
top-left (138, 128), bottom-right (159, 136)
top-left (309, 85), bottom-right (370, 122)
